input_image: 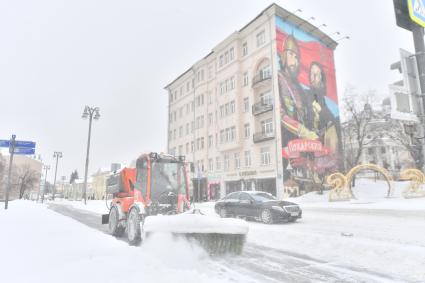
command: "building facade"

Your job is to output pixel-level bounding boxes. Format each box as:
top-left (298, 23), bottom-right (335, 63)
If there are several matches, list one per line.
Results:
top-left (165, 4), bottom-right (341, 200)
top-left (342, 99), bottom-right (416, 177)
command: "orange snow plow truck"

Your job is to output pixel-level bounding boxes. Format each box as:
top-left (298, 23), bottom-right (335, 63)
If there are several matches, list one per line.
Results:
top-left (102, 152), bottom-right (248, 254)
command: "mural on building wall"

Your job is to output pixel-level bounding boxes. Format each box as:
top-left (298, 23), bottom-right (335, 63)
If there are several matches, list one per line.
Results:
top-left (275, 15), bottom-right (342, 188)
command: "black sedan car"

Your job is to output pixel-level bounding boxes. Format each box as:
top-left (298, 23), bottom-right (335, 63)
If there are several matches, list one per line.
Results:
top-left (214, 191), bottom-right (302, 224)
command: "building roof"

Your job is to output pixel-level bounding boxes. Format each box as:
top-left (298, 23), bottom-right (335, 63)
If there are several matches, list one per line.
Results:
top-left (164, 3), bottom-right (338, 90)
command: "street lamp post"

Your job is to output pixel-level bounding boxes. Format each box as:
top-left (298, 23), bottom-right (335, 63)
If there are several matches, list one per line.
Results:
top-left (81, 106), bottom-right (100, 205)
top-left (52, 151), bottom-right (62, 201)
top-left (41, 165), bottom-right (50, 203)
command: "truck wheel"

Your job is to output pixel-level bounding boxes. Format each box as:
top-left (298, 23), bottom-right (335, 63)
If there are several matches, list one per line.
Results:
top-left (109, 206), bottom-right (124, 237)
top-left (261, 209), bottom-right (273, 224)
top-left (127, 208), bottom-right (141, 245)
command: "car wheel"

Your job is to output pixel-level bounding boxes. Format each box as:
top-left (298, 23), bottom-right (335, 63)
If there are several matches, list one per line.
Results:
top-left (127, 208), bottom-right (141, 246)
top-left (109, 206), bottom-right (124, 237)
top-left (261, 209), bottom-right (273, 224)
top-left (219, 207), bottom-right (228, 218)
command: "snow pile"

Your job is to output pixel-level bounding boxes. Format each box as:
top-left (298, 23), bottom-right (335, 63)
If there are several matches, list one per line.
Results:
top-left (144, 211), bottom-right (249, 234)
top-left (0, 200), bottom-right (239, 283)
top-left (291, 179), bottom-right (425, 210)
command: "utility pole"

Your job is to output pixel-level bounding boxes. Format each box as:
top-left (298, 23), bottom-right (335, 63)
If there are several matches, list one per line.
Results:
top-left (81, 106), bottom-right (100, 205)
top-left (4, 135), bottom-right (16, 210)
top-left (52, 151), bottom-right (62, 201)
top-left (41, 165), bottom-right (50, 203)
top-left (411, 25), bottom-right (425, 172)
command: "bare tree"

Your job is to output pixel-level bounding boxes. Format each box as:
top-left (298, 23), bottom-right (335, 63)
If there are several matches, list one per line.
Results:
top-left (13, 164), bottom-right (39, 199)
top-left (383, 120), bottom-right (423, 169)
top-left (341, 86), bottom-right (379, 170)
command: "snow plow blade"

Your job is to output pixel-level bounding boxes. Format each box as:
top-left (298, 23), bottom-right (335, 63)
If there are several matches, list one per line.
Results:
top-left (143, 210), bottom-right (248, 255)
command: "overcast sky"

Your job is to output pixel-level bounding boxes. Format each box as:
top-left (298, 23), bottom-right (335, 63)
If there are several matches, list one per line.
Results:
top-left (0, 0), bottom-right (414, 182)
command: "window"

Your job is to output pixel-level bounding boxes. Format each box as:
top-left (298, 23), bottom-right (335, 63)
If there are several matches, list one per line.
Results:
top-left (178, 145), bottom-right (183, 155)
top-left (186, 81), bottom-right (190, 92)
top-left (260, 92), bottom-right (273, 105)
top-left (186, 123), bottom-right (189, 135)
top-left (260, 65), bottom-right (271, 79)
top-left (208, 113), bottom-right (213, 126)
top-left (244, 123), bottom-right (250, 139)
top-left (169, 130), bottom-right (172, 140)
top-left (220, 105), bottom-right (225, 118)
top-left (242, 42), bottom-right (248, 56)
top-left (224, 154), bottom-right (230, 171)
top-left (234, 153), bottom-right (240, 169)
top-left (216, 157), bottom-right (222, 171)
top-left (173, 111), bottom-right (176, 122)
top-left (208, 158), bottom-right (214, 171)
top-left (381, 147), bottom-right (386, 154)
top-left (191, 141), bottom-right (194, 153)
top-left (225, 128), bottom-right (231, 142)
top-left (173, 129), bottom-right (176, 140)
top-left (243, 72), bottom-right (248, 87)
top-left (196, 138), bottom-right (200, 150)
top-left (230, 76), bottom-right (235, 90)
top-left (179, 107), bottom-right (183, 118)
top-left (230, 126), bottom-right (236, 141)
top-left (244, 151), bottom-right (251, 167)
top-left (225, 103), bottom-right (230, 116)
top-left (224, 51), bottom-right (229, 64)
top-left (170, 92), bottom-right (173, 103)
top-left (261, 118), bottom-right (273, 134)
top-left (208, 135), bottom-right (213, 148)
top-left (186, 143), bottom-right (189, 154)
top-left (186, 104), bottom-right (190, 114)
top-left (179, 126), bottom-right (183, 138)
top-left (256, 30), bottom-right (265, 47)
top-left (261, 147), bottom-right (271, 165)
top-left (220, 82), bottom-right (226, 95)
top-left (220, 130), bottom-right (225, 144)
top-left (229, 47), bottom-right (234, 61)
top-left (243, 97), bottom-right (249, 113)
top-left (201, 137), bottom-right (204, 149)
top-left (230, 101), bottom-right (235, 114)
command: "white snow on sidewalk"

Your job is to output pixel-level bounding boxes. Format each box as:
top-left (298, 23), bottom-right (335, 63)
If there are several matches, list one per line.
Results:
top-left (0, 200), bottom-right (239, 283)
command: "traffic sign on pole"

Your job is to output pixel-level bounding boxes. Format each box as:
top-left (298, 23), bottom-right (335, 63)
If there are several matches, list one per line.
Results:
top-left (0, 140), bottom-right (9, 147)
top-left (0, 140), bottom-right (36, 148)
top-left (14, 141), bottom-right (36, 148)
top-left (14, 147), bottom-right (35, 155)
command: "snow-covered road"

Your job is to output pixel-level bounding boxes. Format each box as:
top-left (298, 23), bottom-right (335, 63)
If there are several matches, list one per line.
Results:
top-left (46, 201), bottom-right (421, 282)
top-left (1, 195), bottom-right (424, 283)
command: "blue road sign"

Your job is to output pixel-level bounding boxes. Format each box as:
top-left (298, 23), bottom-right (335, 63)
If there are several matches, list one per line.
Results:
top-left (14, 147), bottom-right (35, 155)
top-left (14, 141), bottom-right (36, 148)
top-left (0, 140), bottom-right (35, 148)
top-left (0, 140), bottom-right (9, 147)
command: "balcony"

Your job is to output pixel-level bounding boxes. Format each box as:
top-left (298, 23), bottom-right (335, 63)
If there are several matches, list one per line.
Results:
top-left (252, 101), bottom-right (273, 116)
top-left (252, 72), bottom-right (272, 88)
top-left (253, 131), bottom-right (275, 143)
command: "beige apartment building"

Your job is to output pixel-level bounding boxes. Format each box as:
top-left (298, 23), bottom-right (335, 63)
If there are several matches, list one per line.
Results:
top-left (165, 4), bottom-right (338, 201)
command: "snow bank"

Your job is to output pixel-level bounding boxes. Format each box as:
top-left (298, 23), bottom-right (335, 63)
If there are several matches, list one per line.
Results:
top-left (144, 211), bottom-right (249, 234)
top-left (291, 179), bottom-right (425, 211)
top-left (0, 200), bottom-right (241, 283)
